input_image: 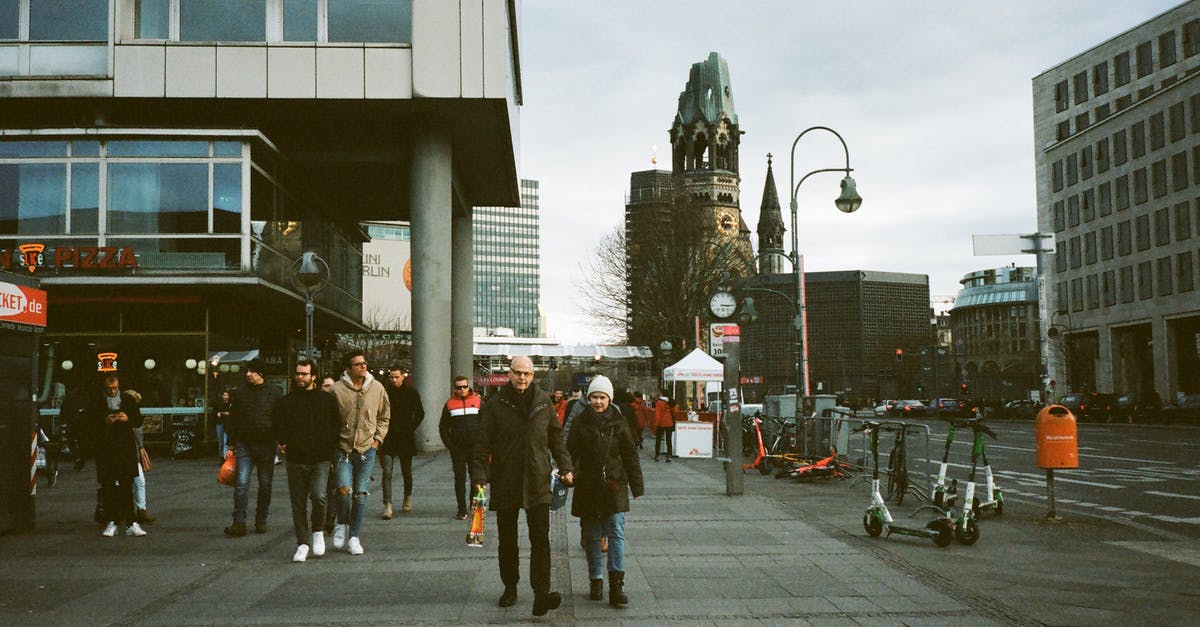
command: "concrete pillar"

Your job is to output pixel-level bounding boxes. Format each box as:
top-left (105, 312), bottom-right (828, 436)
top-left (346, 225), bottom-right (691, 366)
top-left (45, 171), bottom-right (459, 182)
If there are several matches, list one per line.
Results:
top-left (1153, 315), bottom-right (1172, 401)
top-left (1096, 324), bottom-right (1114, 393)
top-left (410, 125), bottom-right (452, 452)
top-left (451, 211), bottom-right (475, 399)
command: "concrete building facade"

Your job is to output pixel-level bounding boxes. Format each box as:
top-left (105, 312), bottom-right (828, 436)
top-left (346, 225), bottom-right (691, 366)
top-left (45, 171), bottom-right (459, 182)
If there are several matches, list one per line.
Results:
top-left (1033, 1), bottom-right (1200, 402)
top-left (0, 0), bottom-right (524, 451)
top-left (949, 266), bottom-right (1042, 403)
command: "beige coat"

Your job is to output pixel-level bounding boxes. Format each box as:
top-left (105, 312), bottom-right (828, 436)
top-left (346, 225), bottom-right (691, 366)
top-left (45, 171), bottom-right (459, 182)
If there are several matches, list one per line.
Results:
top-left (332, 371), bottom-right (390, 454)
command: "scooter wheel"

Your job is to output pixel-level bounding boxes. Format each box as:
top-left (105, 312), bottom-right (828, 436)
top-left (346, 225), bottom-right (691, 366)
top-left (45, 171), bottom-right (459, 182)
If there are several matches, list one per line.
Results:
top-left (758, 459), bottom-right (772, 476)
top-left (928, 518), bottom-right (954, 547)
top-left (995, 493), bottom-right (1004, 516)
top-left (863, 512), bottom-right (883, 537)
top-left (955, 517), bottom-right (980, 545)
top-left (932, 491), bottom-right (944, 509)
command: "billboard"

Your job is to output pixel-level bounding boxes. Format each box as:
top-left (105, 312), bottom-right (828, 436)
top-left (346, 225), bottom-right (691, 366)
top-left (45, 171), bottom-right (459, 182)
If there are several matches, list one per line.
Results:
top-left (0, 280), bottom-right (47, 329)
top-left (361, 236), bottom-right (412, 332)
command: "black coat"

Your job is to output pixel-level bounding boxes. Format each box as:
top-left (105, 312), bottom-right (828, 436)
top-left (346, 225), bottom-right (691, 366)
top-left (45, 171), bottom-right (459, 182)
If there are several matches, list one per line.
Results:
top-left (380, 384), bottom-right (423, 456)
top-left (470, 384), bottom-right (572, 511)
top-left (228, 381), bottom-right (282, 444)
top-left (566, 405), bottom-right (643, 519)
top-left (88, 390), bottom-right (143, 482)
top-left (275, 388), bottom-right (341, 465)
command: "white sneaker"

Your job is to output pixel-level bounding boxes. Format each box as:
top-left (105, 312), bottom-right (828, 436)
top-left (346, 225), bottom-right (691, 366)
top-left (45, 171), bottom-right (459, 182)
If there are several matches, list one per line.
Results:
top-left (332, 523), bottom-right (348, 549)
top-left (347, 536), bottom-right (364, 555)
top-left (292, 544), bottom-right (309, 562)
top-left (311, 532), bottom-right (325, 557)
top-left (101, 522), bottom-right (118, 537)
top-left (125, 522), bottom-right (147, 537)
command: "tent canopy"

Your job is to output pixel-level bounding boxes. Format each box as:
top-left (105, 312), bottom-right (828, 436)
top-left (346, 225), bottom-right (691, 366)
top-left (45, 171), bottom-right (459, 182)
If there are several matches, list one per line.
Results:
top-left (662, 348), bottom-right (723, 383)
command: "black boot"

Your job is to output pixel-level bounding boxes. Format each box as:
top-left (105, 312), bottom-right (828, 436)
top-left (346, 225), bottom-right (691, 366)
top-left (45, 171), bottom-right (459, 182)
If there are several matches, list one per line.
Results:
top-left (589, 579), bottom-right (604, 601)
top-left (532, 591), bottom-right (561, 616)
top-left (609, 570), bottom-right (628, 607)
top-left (497, 586), bottom-right (518, 607)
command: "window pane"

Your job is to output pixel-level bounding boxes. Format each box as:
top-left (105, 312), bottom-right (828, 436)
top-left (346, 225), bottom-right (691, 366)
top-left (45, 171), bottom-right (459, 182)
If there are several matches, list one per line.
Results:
top-left (214, 141), bottom-right (242, 157)
top-left (108, 163), bottom-right (208, 234)
top-left (180, 0), bottom-right (266, 42)
top-left (72, 140), bottom-right (100, 157)
top-left (283, 0), bottom-right (318, 42)
top-left (107, 140), bottom-right (209, 157)
top-left (29, 0), bottom-right (108, 41)
top-left (213, 163), bottom-right (242, 233)
top-left (135, 0), bottom-right (171, 39)
top-left (0, 163), bottom-right (67, 234)
top-left (0, 141), bottom-right (67, 157)
top-left (328, 0), bottom-right (413, 43)
top-left (71, 163), bottom-right (99, 233)
top-left (0, 0), bottom-right (17, 39)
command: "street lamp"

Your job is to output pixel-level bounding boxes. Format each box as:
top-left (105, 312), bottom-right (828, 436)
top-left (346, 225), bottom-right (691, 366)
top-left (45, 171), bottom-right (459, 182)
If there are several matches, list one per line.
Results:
top-left (290, 251), bottom-right (329, 363)
top-left (788, 126), bottom-right (862, 413)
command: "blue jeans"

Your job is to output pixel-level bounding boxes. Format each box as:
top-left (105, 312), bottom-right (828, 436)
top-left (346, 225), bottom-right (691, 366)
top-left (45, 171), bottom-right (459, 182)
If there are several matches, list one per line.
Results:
top-left (378, 453), bottom-right (412, 505)
top-left (335, 447), bottom-right (376, 537)
top-left (215, 423), bottom-right (227, 455)
top-left (233, 441), bottom-right (276, 525)
top-left (583, 513), bottom-right (625, 579)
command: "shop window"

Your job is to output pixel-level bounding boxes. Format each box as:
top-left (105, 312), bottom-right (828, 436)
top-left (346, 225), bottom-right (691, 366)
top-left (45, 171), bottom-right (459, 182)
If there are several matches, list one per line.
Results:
top-left (1175, 201), bottom-right (1192, 241)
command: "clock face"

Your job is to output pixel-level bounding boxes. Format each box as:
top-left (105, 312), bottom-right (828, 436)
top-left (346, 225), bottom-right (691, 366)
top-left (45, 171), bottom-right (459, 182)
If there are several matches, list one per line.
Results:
top-left (709, 291), bottom-right (737, 319)
top-left (716, 209), bottom-right (738, 235)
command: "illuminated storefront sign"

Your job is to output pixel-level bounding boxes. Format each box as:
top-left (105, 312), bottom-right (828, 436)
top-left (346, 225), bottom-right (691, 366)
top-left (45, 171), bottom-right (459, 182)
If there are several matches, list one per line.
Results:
top-left (0, 280), bottom-right (47, 328)
top-left (0, 244), bottom-right (140, 273)
top-left (96, 352), bottom-right (119, 372)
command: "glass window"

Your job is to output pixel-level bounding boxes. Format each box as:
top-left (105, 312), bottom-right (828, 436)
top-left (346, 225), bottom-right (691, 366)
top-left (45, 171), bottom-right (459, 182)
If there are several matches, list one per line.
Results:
top-left (1175, 201), bottom-right (1192, 241)
top-left (181, 0), bottom-right (266, 42)
top-left (1155, 207), bottom-right (1170, 246)
top-left (328, 0), bottom-right (412, 43)
top-left (1157, 256), bottom-right (1173, 296)
top-left (214, 141), bottom-right (242, 157)
top-left (283, 0), bottom-right (318, 42)
top-left (213, 163), bottom-right (242, 233)
top-left (1092, 61), bottom-right (1108, 95)
top-left (1131, 121), bottom-right (1146, 159)
top-left (0, 163), bottom-right (67, 234)
top-left (1100, 225), bottom-right (1114, 260)
top-left (108, 163), bottom-right (208, 234)
top-left (1098, 181), bottom-right (1112, 216)
top-left (1138, 261), bottom-right (1153, 300)
top-left (1149, 112), bottom-right (1165, 151)
top-left (1135, 214), bottom-right (1150, 251)
top-left (1118, 220), bottom-right (1132, 256)
top-left (135, 0), bottom-right (171, 39)
top-left (1136, 41), bottom-right (1153, 77)
top-left (1114, 51), bottom-right (1131, 86)
top-left (0, 141), bottom-right (67, 157)
top-left (1073, 72), bottom-right (1088, 105)
top-left (0, 0), bottom-right (18, 39)
top-left (29, 0), bottom-right (108, 41)
top-left (1180, 252), bottom-right (1195, 293)
top-left (73, 140), bottom-right (100, 157)
top-left (1159, 31), bottom-right (1177, 67)
top-left (1113, 129), bottom-right (1127, 166)
top-left (107, 140), bottom-right (210, 157)
top-left (70, 163), bottom-right (98, 233)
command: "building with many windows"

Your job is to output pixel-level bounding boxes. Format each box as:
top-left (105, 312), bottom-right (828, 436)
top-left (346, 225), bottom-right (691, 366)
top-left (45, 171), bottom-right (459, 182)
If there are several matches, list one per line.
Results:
top-left (1, 0), bottom-right (524, 453)
top-left (474, 178), bottom-right (540, 337)
top-left (1033, 1), bottom-right (1200, 401)
top-left (949, 266), bottom-right (1042, 403)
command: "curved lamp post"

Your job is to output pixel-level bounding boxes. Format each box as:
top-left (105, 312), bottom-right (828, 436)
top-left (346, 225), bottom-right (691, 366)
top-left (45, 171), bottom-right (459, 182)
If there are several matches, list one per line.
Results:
top-left (290, 251), bottom-right (330, 362)
top-left (789, 126), bottom-right (862, 406)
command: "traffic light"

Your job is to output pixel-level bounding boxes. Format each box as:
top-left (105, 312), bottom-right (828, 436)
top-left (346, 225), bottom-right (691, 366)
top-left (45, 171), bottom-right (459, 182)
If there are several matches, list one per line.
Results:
top-left (961, 383), bottom-right (968, 394)
top-left (895, 348), bottom-right (903, 362)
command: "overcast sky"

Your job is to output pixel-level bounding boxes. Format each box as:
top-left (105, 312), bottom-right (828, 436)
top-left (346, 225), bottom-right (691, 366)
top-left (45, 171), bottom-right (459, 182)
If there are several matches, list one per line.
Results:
top-left (518, 0), bottom-right (1185, 344)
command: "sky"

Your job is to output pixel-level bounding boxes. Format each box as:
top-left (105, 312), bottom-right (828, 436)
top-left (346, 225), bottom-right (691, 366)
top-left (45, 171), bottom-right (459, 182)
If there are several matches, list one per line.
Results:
top-left (518, 0), bottom-right (1186, 344)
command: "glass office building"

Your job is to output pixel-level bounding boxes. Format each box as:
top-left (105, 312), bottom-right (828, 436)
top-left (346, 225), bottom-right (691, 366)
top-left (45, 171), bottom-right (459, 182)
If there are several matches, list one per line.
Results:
top-left (474, 179), bottom-right (541, 337)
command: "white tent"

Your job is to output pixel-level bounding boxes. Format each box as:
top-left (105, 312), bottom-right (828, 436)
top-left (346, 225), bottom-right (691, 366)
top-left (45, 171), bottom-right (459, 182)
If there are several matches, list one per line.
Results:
top-left (662, 348), bottom-right (723, 382)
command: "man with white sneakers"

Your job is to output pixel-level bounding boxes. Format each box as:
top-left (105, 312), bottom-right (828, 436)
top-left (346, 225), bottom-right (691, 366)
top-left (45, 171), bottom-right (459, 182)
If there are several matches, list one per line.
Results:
top-left (90, 372), bottom-right (146, 538)
top-left (330, 350), bottom-right (390, 555)
top-left (276, 359), bottom-right (341, 562)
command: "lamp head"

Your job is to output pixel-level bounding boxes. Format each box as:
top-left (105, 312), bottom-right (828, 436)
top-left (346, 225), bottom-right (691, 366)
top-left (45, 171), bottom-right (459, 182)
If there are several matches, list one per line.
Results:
top-left (739, 296), bottom-right (758, 325)
top-left (835, 175), bottom-right (862, 214)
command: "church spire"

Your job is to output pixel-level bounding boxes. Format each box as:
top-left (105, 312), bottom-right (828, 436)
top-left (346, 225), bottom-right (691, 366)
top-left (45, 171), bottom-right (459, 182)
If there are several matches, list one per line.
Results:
top-left (756, 154), bottom-right (787, 274)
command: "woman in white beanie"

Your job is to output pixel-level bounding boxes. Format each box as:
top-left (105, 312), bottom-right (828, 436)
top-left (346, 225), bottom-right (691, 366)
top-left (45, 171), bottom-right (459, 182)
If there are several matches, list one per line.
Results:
top-left (566, 375), bottom-right (644, 607)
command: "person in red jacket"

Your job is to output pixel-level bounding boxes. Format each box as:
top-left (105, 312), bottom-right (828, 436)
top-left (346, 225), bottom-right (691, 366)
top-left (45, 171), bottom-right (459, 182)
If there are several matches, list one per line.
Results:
top-left (552, 390), bottom-right (568, 425)
top-left (438, 375), bottom-right (481, 519)
top-left (652, 390), bottom-right (676, 462)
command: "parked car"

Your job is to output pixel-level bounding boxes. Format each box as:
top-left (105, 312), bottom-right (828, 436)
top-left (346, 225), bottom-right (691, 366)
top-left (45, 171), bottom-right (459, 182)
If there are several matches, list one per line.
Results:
top-left (1160, 393), bottom-right (1200, 425)
top-left (1114, 391), bottom-right (1162, 423)
top-left (1002, 399), bottom-right (1040, 419)
top-left (1057, 392), bottom-right (1115, 422)
top-left (891, 399), bottom-right (928, 417)
top-left (929, 397), bottom-right (969, 418)
top-left (873, 400), bottom-right (896, 417)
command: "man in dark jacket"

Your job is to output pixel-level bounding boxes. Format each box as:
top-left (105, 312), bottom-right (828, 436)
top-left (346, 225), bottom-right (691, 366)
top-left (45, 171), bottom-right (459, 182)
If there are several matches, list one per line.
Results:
top-left (379, 367), bottom-right (423, 519)
top-left (470, 356), bottom-right (573, 617)
top-left (91, 372), bottom-right (144, 537)
top-left (224, 358), bottom-right (283, 537)
top-left (276, 359), bottom-right (340, 562)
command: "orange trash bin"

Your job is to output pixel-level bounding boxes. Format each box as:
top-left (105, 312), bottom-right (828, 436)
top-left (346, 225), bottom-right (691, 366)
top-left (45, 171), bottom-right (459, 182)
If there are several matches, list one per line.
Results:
top-left (1036, 405), bottom-right (1079, 469)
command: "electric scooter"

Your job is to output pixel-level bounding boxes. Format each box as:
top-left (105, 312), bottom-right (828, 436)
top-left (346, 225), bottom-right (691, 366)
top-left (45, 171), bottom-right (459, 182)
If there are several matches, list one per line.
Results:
top-left (930, 418), bottom-right (960, 511)
top-left (856, 421), bottom-right (953, 547)
top-left (954, 417), bottom-right (1000, 545)
top-left (966, 417), bottom-right (1004, 517)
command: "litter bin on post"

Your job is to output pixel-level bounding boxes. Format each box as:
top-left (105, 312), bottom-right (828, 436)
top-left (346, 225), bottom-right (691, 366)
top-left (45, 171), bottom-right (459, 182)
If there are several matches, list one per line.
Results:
top-left (1036, 405), bottom-right (1078, 520)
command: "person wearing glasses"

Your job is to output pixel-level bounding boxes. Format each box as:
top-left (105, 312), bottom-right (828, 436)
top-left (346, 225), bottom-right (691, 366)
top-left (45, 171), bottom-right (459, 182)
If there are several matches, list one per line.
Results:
top-left (438, 375), bottom-right (481, 520)
top-left (470, 356), bottom-right (573, 617)
top-left (329, 350), bottom-right (390, 556)
top-left (276, 359), bottom-right (341, 562)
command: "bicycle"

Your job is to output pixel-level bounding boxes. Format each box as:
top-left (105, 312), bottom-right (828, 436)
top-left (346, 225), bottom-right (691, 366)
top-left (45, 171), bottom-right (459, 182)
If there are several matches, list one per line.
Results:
top-left (884, 422), bottom-right (925, 505)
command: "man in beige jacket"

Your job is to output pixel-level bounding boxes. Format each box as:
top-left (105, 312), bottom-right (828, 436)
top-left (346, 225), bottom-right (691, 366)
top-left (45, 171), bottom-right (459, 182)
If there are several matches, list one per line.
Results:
top-left (330, 350), bottom-right (390, 555)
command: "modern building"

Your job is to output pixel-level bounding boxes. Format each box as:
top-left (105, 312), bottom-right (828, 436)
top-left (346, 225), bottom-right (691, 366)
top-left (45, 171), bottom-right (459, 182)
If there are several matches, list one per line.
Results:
top-left (740, 270), bottom-right (931, 405)
top-left (624, 52), bottom-right (753, 349)
top-left (1, 0), bottom-right (524, 451)
top-left (1033, 2), bottom-right (1200, 401)
top-left (474, 178), bottom-right (540, 337)
top-left (949, 266), bottom-right (1042, 403)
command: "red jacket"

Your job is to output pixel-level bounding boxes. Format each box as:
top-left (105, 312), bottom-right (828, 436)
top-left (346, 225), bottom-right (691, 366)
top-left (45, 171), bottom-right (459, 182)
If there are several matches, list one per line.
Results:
top-left (653, 398), bottom-right (675, 428)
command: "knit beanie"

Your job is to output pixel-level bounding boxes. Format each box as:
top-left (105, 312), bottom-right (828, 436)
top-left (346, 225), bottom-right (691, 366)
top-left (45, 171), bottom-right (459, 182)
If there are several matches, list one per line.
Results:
top-left (586, 375), bottom-right (614, 400)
